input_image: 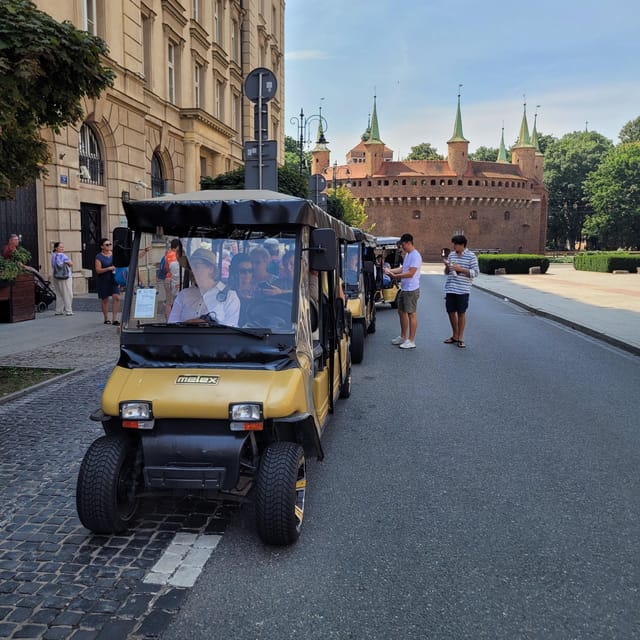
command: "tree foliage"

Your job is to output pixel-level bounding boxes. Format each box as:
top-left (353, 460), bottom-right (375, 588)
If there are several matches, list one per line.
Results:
top-left (283, 135), bottom-right (311, 175)
top-left (406, 142), bottom-right (443, 161)
top-left (543, 131), bottom-right (614, 249)
top-left (618, 116), bottom-right (640, 144)
top-left (469, 146), bottom-right (501, 161)
top-left (327, 185), bottom-right (368, 229)
top-left (583, 142), bottom-right (640, 249)
top-left (200, 164), bottom-right (309, 198)
top-left (0, 0), bottom-right (115, 199)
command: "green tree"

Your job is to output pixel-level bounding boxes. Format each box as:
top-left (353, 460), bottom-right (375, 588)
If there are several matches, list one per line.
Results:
top-left (469, 146), bottom-right (501, 161)
top-left (327, 185), bottom-right (368, 229)
top-left (618, 116), bottom-right (640, 144)
top-left (543, 131), bottom-right (614, 249)
top-left (284, 134), bottom-right (311, 175)
top-left (583, 142), bottom-right (640, 249)
top-left (0, 0), bottom-right (115, 199)
top-left (406, 142), bottom-right (443, 161)
top-left (200, 164), bottom-right (309, 198)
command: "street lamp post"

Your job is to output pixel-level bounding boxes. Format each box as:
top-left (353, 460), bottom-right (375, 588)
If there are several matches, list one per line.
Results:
top-left (289, 105), bottom-right (328, 175)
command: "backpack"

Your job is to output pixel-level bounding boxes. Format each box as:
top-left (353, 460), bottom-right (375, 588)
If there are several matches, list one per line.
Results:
top-left (114, 266), bottom-right (128, 287)
top-left (156, 255), bottom-right (167, 281)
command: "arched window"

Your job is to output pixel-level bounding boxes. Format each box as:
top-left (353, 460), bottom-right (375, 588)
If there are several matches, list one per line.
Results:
top-left (151, 152), bottom-right (165, 196)
top-left (469, 210), bottom-right (478, 220)
top-left (78, 123), bottom-right (104, 185)
top-left (504, 211), bottom-right (511, 220)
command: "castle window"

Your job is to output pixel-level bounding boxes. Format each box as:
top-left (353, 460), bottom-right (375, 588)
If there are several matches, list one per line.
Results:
top-left (412, 210), bottom-right (421, 220)
top-left (367, 181), bottom-right (372, 187)
top-left (422, 179), bottom-right (428, 186)
top-left (440, 180), bottom-right (445, 186)
top-left (504, 211), bottom-right (511, 220)
top-left (458, 180), bottom-right (463, 186)
top-left (392, 180), bottom-right (398, 185)
top-left (448, 179), bottom-right (453, 185)
top-left (384, 180), bottom-right (389, 186)
top-left (401, 179), bottom-right (406, 186)
top-left (411, 180), bottom-right (417, 185)
top-left (498, 181), bottom-right (503, 187)
top-left (475, 180), bottom-right (480, 186)
top-left (469, 210), bottom-right (478, 220)
top-left (468, 180), bottom-right (473, 186)
top-left (491, 180), bottom-right (495, 187)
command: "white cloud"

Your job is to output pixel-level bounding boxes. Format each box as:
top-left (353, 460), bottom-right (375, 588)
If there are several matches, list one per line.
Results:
top-left (285, 50), bottom-right (329, 61)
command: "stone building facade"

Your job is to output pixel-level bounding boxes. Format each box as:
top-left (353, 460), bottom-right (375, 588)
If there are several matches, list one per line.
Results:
top-left (312, 97), bottom-right (548, 261)
top-left (29, 0), bottom-right (284, 293)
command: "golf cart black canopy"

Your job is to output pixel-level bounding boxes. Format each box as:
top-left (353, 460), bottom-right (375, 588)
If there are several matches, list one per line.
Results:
top-left (122, 189), bottom-right (356, 241)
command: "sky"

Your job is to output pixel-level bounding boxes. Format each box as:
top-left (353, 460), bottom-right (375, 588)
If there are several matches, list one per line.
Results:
top-left (284, 0), bottom-right (640, 163)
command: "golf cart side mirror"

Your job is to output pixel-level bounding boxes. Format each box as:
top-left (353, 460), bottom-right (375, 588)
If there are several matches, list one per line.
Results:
top-left (310, 228), bottom-right (337, 272)
top-left (113, 227), bottom-right (133, 268)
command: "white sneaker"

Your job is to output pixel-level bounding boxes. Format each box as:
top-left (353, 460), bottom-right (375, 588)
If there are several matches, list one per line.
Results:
top-left (391, 336), bottom-right (405, 345)
top-left (399, 340), bottom-right (416, 349)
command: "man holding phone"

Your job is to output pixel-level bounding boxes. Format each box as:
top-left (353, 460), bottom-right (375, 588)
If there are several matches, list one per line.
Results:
top-left (442, 234), bottom-right (479, 348)
top-left (385, 233), bottom-right (422, 349)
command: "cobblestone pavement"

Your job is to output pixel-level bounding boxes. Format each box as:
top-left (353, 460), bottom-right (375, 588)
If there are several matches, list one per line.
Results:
top-left (0, 367), bottom-right (245, 639)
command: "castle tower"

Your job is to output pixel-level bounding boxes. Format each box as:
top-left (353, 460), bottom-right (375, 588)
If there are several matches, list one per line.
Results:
top-left (363, 95), bottom-right (385, 176)
top-left (511, 103), bottom-right (536, 179)
top-left (530, 110), bottom-right (545, 184)
top-left (310, 110), bottom-right (330, 175)
top-left (446, 92), bottom-right (469, 176)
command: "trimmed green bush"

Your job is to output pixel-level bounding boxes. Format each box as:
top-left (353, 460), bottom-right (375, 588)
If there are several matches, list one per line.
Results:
top-left (574, 252), bottom-right (639, 273)
top-left (477, 254), bottom-right (550, 275)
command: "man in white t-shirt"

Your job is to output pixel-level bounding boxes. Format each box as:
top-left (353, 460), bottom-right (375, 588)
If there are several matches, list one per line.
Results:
top-left (384, 233), bottom-right (422, 349)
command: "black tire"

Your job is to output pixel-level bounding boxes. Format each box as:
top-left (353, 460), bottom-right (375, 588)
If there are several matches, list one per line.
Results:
top-left (339, 350), bottom-right (352, 399)
top-left (256, 442), bottom-right (306, 546)
top-left (36, 301), bottom-right (47, 313)
top-left (76, 435), bottom-right (140, 534)
top-left (351, 321), bottom-right (365, 364)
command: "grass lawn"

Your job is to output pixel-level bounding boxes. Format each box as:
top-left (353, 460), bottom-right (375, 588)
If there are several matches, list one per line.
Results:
top-left (0, 366), bottom-right (73, 398)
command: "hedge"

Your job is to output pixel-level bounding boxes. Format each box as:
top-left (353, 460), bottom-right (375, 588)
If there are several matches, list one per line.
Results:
top-left (573, 252), bottom-right (639, 273)
top-left (477, 254), bottom-right (550, 275)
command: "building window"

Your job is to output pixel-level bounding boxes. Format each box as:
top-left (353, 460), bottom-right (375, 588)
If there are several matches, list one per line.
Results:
top-left (83, 0), bottom-right (97, 34)
top-left (167, 42), bottom-right (176, 104)
top-left (231, 20), bottom-right (239, 62)
top-left (142, 13), bottom-right (152, 85)
top-left (411, 179), bottom-right (417, 186)
top-left (504, 211), bottom-right (511, 220)
top-left (215, 79), bottom-right (225, 120)
top-left (194, 64), bottom-right (202, 108)
top-left (78, 123), bottom-right (104, 185)
top-left (469, 210), bottom-right (478, 220)
top-left (151, 152), bottom-right (165, 197)
top-left (193, 0), bottom-right (202, 23)
top-left (412, 210), bottom-right (421, 220)
top-left (232, 93), bottom-right (241, 135)
top-left (214, 0), bottom-right (223, 44)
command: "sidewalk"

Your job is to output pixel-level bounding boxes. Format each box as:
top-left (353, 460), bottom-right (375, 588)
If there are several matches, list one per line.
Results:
top-left (424, 262), bottom-right (640, 356)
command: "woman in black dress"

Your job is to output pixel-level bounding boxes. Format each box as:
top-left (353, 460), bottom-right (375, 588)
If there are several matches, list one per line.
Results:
top-left (95, 238), bottom-right (120, 325)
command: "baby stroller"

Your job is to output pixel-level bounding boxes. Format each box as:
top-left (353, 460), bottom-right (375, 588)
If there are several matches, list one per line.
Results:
top-left (34, 271), bottom-right (56, 312)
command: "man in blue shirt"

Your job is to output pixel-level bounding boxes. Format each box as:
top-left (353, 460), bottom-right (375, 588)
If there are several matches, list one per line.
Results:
top-left (385, 233), bottom-right (422, 349)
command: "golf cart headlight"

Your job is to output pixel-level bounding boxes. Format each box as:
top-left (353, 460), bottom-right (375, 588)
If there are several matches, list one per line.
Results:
top-left (230, 403), bottom-right (262, 421)
top-left (120, 401), bottom-right (152, 420)
top-left (229, 403), bottom-right (264, 431)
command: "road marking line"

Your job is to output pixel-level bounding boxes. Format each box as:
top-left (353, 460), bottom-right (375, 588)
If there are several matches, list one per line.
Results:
top-left (143, 533), bottom-right (222, 587)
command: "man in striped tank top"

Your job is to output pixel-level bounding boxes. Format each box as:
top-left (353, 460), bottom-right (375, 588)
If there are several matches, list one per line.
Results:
top-left (442, 235), bottom-right (479, 349)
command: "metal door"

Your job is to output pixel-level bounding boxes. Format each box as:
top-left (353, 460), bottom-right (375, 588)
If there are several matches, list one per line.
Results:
top-left (81, 203), bottom-right (102, 293)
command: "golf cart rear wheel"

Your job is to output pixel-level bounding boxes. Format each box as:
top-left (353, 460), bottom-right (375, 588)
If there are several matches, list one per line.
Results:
top-left (351, 321), bottom-right (365, 364)
top-left (340, 351), bottom-right (352, 399)
top-left (76, 434), bottom-right (140, 534)
top-left (256, 442), bottom-right (306, 546)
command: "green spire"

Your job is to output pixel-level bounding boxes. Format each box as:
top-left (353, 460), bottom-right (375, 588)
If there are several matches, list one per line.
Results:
top-left (447, 90), bottom-right (469, 143)
top-left (515, 102), bottom-right (534, 147)
top-left (361, 113), bottom-right (371, 142)
top-left (313, 108), bottom-right (328, 150)
top-left (496, 127), bottom-right (509, 163)
top-left (366, 95), bottom-right (383, 144)
top-left (531, 109), bottom-right (542, 153)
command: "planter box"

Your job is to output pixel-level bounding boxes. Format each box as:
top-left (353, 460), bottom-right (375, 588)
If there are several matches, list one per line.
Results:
top-left (0, 273), bottom-right (35, 322)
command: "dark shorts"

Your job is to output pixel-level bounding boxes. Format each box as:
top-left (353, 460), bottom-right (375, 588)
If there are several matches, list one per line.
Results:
top-left (445, 293), bottom-right (469, 314)
top-left (398, 289), bottom-right (419, 313)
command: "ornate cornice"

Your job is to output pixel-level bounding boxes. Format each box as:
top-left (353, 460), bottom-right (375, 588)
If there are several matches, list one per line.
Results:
top-left (179, 108), bottom-right (236, 138)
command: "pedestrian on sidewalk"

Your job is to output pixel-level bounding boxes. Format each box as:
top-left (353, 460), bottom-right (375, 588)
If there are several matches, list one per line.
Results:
top-left (442, 234), bottom-right (479, 348)
top-left (50, 242), bottom-right (74, 315)
top-left (385, 233), bottom-right (421, 349)
top-left (95, 238), bottom-right (120, 325)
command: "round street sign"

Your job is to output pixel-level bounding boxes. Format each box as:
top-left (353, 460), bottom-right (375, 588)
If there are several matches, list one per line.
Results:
top-left (244, 67), bottom-right (278, 103)
top-left (309, 174), bottom-right (327, 192)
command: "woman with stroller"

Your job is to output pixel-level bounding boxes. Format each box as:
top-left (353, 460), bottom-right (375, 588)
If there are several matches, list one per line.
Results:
top-left (50, 241), bottom-right (74, 316)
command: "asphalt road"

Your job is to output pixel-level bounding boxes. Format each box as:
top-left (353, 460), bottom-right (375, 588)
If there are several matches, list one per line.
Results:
top-left (161, 273), bottom-right (640, 640)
